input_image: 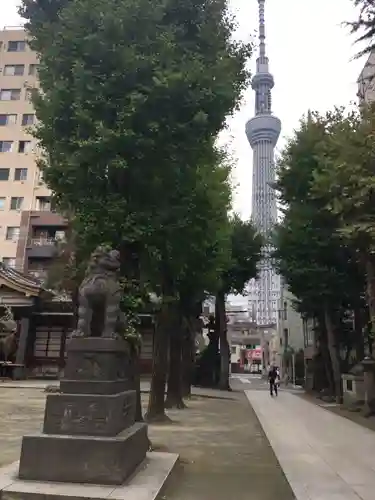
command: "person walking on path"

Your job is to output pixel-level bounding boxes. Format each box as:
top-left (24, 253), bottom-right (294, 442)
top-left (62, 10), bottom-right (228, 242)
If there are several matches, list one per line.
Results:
top-left (268, 365), bottom-right (278, 397)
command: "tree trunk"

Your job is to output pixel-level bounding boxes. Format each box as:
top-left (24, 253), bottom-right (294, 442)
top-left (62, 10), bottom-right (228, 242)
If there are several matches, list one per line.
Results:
top-left (216, 291), bottom-right (231, 391)
top-left (165, 312), bottom-right (185, 409)
top-left (324, 307), bottom-right (342, 403)
top-left (146, 303), bottom-right (170, 422)
top-left (365, 256), bottom-right (375, 353)
top-left (354, 306), bottom-right (365, 362)
top-left (182, 317), bottom-right (194, 398)
top-left (320, 335), bottom-right (334, 394)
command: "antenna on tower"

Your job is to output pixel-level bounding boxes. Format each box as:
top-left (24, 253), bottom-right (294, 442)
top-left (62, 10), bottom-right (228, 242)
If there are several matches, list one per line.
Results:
top-left (258, 0), bottom-right (266, 58)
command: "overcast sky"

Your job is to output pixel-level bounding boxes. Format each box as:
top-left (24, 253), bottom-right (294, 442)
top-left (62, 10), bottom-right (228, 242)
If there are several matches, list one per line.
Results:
top-left (2, 0), bottom-right (366, 219)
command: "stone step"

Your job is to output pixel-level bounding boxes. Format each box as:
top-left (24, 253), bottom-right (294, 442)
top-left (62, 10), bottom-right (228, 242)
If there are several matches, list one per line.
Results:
top-left (19, 422), bottom-right (149, 485)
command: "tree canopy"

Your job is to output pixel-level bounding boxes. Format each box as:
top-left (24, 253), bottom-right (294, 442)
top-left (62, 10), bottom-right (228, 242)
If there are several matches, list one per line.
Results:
top-left (220, 215), bottom-right (262, 296)
top-left (19, 0), bottom-right (252, 296)
top-left (310, 104), bottom-right (375, 336)
top-left (19, 0), bottom-right (254, 417)
top-left (273, 110), bottom-right (367, 400)
top-left (349, 0), bottom-right (375, 56)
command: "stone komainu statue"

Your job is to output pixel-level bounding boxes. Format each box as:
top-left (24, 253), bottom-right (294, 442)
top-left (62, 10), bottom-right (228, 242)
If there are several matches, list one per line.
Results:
top-left (72, 246), bottom-right (124, 339)
top-left (0, 306), bottom-right (17, 334)
top-left (0, 306), bottom-right (18, 361)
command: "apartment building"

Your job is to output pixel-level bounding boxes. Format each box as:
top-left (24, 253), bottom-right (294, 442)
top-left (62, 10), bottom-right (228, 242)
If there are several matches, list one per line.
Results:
top-left (0, 27), bottom-right (66, 280)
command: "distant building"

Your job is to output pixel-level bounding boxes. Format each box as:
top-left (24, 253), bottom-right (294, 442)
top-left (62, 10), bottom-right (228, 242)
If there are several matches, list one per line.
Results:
top-left (0, 26), bottom-right (66, 278)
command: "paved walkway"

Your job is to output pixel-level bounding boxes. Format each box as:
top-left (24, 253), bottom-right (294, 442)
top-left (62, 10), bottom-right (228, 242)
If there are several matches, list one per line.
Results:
top-left (0, 385), bottom-right (294, 499)
top-left (246, 390), bottom-right (375, 500)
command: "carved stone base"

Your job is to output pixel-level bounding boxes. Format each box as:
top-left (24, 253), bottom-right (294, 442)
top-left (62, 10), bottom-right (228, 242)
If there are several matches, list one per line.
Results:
top-left (43, 390), bottom-right (136, 437)
top-left (18, 336), bottom-right (148, 486)
top-left (62, 338), bottom-right (132, 393)
top-left (18, 423), bottom-right (149, 485)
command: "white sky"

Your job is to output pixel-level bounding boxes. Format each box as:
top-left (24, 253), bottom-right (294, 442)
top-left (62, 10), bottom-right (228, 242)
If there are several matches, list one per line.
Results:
top-left (2, 0), bottom-right (367, 220)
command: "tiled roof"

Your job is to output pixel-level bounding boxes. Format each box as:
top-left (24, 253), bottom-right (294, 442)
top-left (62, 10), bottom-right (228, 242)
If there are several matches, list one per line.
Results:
top-left (0, 263), bottom-right (44, 294)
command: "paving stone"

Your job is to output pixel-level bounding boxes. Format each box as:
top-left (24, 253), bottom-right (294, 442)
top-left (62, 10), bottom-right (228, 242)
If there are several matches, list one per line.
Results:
top-left (246, 390), bottom-right (375, 500)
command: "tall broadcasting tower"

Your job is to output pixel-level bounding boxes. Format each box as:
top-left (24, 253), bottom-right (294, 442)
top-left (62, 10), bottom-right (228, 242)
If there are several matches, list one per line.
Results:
top-left (246, 0), bottom-right (281, 325)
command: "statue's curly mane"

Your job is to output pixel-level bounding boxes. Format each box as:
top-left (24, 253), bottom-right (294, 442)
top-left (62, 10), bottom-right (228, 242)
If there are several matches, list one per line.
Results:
top-left (84, 245), bottom-right (112, 276)
top-left (73, 245), bottom-right (123, 339)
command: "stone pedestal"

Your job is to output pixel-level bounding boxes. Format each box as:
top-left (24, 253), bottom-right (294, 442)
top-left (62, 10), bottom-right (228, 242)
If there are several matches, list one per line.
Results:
top-left (18, 337), bottom-right (149, 485)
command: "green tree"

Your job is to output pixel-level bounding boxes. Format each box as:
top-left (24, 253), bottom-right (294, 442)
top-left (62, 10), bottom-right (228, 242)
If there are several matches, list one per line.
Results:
top-left (311, 104), bottom-right (375, 343)
top-left (216, 216), bottom-right (262, 391)
top-left (348, 0), bottom-right (375, 56)
top-left (274, 111), bottom-right (365, 401)
top-left (20, 0), bottom-right (252, 421)
top-left (164, 151), bottom-right (232, 409)
top-left (146, 146), bottom-right (232, 417)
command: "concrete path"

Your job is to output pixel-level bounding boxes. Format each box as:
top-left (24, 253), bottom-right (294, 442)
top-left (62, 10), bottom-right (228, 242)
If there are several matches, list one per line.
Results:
top-left (231, 373), bottom-right (304, 394)
top-left (246, 390), bottom-right (375, 500)
top-left (0, 385), bottom-right (294, 500)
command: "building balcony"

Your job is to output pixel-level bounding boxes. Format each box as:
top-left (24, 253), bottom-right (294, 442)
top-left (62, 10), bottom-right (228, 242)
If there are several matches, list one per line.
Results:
top-left (29, 211), bottom-right (67, 228)
top-left (27, 237), bottom-right (58, 259)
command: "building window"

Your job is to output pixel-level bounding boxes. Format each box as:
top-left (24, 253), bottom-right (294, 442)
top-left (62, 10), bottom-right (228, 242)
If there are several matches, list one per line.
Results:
top-left (8, 41), bottom-right (26, 52)
top-left (3, 64), bottom-right (25, 76)
top-left (283, 328), bottom-right (289, 349)
top-left (0, 141), bottom-right (13, 153)
top-left (10, 197), bottom-right (24, 210)
top-left (0, 89), bottom-right (21, 101)
top-left (34, 327), bottom-right (63, 359)
top-left (0, 197), bottom-right (5, 210)
top-left (18, 140), bottom-right (32, 154)
top-left (303, 318), bottom-right (314, 348)
top-left (28, 64), bottom-right (39, 76)
top-left (14, 168), bottom-right (28, 181)
top-left (2, 257), bottom-right (16, 268)
top-left (6, 226), bottom-right (20, 241)
top-left (0, 114), bottom-right (17, 126)
top-left (0, 168), bottom-right (10, 180)
top-left (36, 196), bottom-right (52, 211)
top-left (21, 114), bottom-right (35, 126)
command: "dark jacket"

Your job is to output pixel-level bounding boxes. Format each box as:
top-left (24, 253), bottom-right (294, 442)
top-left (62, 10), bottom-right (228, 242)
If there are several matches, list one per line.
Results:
top-left (268, 368), bottom-right (278, 382)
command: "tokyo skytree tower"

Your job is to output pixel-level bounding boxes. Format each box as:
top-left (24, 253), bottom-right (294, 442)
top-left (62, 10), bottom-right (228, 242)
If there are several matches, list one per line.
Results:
top-left (245, 0), bottom-right (281, 325)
